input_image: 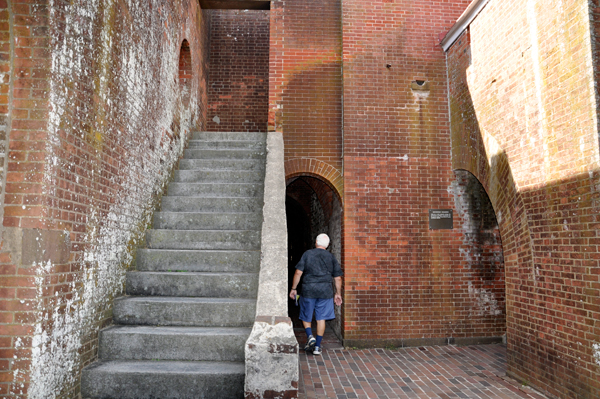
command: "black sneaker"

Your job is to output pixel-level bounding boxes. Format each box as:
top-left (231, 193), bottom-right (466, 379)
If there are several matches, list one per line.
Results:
top-left (304, 335), bottom-right (316, 352)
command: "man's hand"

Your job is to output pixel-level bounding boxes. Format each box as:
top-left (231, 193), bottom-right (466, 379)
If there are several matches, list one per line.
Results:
top-left (334, 293), bottom-right (342, 306)
top-left (334, 276), bottom-right (342, 306)
top-left (290, 269), bottom-right (303, 301)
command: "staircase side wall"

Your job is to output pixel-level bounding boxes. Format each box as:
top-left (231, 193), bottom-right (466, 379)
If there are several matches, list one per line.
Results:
top-left (0, 1), bottom-right (211, 397)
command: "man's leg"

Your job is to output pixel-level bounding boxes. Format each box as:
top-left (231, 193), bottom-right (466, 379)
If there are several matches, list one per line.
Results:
top-left (299, 298), bottom-right (317, 351)
top-left (316, 319), bottom-right (326, 337)
top-left (303, 320), bottom-right (316, 350)
top-left (315, 319), bottom-right (326, 350)
top-left (302, 320), bottom-right (313, 340)
top-left (313, 299), bottom-right (335, 355)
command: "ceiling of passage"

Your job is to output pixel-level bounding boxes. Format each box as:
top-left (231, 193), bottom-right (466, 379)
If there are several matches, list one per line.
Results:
top-left (199, 0), bottom-right (270, 10)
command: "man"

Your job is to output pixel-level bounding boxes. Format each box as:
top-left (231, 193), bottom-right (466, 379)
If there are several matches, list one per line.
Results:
top-left (289, 233), bottom-right (343, 355)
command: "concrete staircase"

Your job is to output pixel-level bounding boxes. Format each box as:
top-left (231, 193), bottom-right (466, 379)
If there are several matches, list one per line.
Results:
top-left (82, 132), bottom-right (266, 399)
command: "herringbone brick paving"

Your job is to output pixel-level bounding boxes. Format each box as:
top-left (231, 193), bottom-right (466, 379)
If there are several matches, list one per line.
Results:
top-left (297, 333), bottom-right (549, 399)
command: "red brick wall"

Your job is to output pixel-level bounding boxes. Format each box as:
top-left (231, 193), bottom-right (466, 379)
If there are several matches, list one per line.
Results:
top-left (0, 1), bottom-right (9, 232)
top-left (0, 0), bottom-right (11, 394)
top-left (0, 1), bottom-right (210, 397)
top-left (448, 0), bottom-right (600, 397)
top-left (339, 0), bottom-right (508, 347)
top-left (269, 0), bottom-right (343, 193)
top-left (206, 10), bottom-right (269, 132)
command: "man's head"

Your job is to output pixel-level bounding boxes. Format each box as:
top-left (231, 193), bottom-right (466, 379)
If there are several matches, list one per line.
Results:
top-left (315, 233), bottom-right (330, 249)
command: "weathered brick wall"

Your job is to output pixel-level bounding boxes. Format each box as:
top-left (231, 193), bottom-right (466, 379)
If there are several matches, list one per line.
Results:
top-left (206, 10), bottom-right (269, 133)
top-left (448, 0), bottom-right (600, 397)
top-left (269, 0), bottom-right (343, 194)
top-left (0, 1), bottom-right (210, 397)
top-left (338, 0), bottom-right (508, 347)
top-left (0, 1), bottom-right (9, 240)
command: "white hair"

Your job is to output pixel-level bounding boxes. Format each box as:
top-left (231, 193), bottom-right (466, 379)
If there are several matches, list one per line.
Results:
top-left (316, 233), bottom-right (330, 248)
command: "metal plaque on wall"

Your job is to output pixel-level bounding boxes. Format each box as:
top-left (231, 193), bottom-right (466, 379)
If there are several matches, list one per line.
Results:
top-left (429, 209), bottom-right (453, 230)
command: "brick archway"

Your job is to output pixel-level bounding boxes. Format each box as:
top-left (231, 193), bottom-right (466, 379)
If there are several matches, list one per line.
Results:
top-left (284, 158), bottom-right (343, 203)
top-left (179, 39), bottom-right (192, 106)
top-left (285, 173), bottom-right (344, 342)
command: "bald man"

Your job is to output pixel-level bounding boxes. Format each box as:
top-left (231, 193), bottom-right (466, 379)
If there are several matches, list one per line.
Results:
top-left (289, 233), bottom-right (343, 355)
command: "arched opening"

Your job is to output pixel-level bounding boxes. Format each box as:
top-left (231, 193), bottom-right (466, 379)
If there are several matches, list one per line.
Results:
top-left (286, 175), bottom-right (343, 342)
top-left (453, 169), bottom-right (506, 336)
top-left (179, 39), bottom-right (192, 106)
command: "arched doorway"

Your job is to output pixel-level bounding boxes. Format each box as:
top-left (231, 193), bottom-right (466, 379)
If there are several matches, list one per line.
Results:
top-left (286, 175), bottom-right (343, 341)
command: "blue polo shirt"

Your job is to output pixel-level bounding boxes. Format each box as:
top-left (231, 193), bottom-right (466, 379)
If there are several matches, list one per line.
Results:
top-left (295, 248), bottom-right (343, 299)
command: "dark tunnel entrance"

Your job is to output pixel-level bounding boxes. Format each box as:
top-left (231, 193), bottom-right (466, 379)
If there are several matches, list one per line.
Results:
top-left (286, 176), bottom-right (343, 341)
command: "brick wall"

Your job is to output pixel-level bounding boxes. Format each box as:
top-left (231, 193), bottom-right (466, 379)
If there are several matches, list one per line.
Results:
top-left (206, 10), bottom-right (269, 133)
top-left (0, 1), bottom-right (9, 241)
top-left (0, 1), bottom-right (10, 393)
top-left (0, 1), bottom-right (210, 397)
top-left (447, 0), bottom-right (600, 397)
top-left (269, 0), bottom-right (343, 193)
top-left (338, 0), bottom-right (508, 347)
top-left (270, 1), bottom-right (345, 340)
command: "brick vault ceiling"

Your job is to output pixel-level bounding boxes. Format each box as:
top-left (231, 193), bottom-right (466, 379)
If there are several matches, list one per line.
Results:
top-left (199, 0), bottom-right (270, 10)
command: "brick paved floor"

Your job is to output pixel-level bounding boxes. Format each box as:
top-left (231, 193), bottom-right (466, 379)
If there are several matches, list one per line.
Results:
top-left (296, 329), bottom-right (549, 399)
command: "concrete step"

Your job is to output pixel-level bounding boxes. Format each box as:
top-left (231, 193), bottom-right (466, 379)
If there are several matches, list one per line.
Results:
top-left (126, 271), bottom-right (258, 298)
top-left (178, 158), bottom-right (265, 171)
top-left (153, 212), bottom-right (262, 231)
top-left (113, 296), bottom-right (256, 327)
top-left (188, 140), bottom-right (265, 150)
top-left (81, 131), bottom-right (267, 399)
top-left (146, 229), bottom-right (260, 250)
top-left (167, 182), bottom-right (263, 198)
top-left (192, 131), bottom-right (267, 141)
top-left (173, 169), bottom-right (264, 183)
top-left (98, 326), bottom-right (251, 362)
top-left (81, 360), bottom-right (245, 399)
top-left (184, 148), bottom-right (266, 160)
top-left (136, 249), bottom-right (260, 273)
top-left (160, 196), bottom-right (263, 213)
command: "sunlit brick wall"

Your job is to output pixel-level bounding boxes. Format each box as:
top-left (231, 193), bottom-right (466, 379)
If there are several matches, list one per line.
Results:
top-left (447, 0), bottom-right (600, 397)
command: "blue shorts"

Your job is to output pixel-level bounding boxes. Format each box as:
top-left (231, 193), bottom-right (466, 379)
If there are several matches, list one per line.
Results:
top-left (299, 297), bottom-right (335, 322)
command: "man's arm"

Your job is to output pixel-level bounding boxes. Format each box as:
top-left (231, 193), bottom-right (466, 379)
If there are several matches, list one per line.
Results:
top-left (289, 269), bottom-right (303, 300)
top-left (334, 276), bottom-right (342, 306)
